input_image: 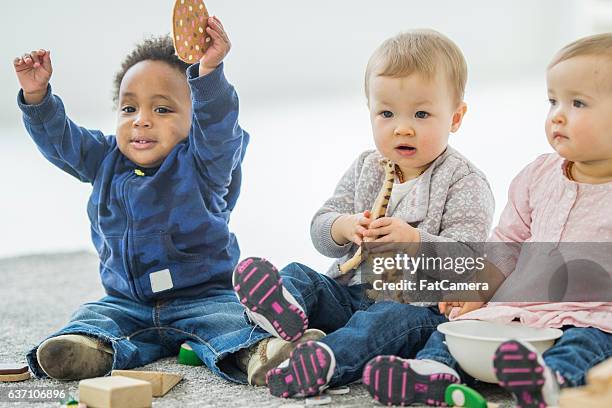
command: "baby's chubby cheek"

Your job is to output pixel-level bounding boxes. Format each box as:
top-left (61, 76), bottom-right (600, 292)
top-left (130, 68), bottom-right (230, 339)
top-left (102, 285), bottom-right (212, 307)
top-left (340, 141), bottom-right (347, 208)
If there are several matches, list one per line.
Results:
top-left (116, 131), bottom-right (132, 149)
top-left (115, 121), bottom-right (130, 139)
top-left (416, 136), bottom-right (440, 153)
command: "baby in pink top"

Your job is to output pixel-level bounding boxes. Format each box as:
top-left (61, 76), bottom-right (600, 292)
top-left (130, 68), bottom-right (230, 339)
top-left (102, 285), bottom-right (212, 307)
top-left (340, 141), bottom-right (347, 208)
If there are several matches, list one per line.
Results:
top-left (362, 33), bottom-right (612, 407)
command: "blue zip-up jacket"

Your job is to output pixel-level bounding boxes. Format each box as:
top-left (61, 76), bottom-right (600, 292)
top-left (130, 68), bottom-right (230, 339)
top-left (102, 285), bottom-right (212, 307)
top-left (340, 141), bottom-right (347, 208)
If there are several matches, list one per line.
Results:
top-left (17, 63), bottom-right (249, 302)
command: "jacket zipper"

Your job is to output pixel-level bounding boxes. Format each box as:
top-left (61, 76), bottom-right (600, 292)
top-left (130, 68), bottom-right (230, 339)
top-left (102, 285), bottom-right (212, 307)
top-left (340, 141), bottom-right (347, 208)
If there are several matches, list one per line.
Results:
top-left (121, 172), bottom-right (142, 302)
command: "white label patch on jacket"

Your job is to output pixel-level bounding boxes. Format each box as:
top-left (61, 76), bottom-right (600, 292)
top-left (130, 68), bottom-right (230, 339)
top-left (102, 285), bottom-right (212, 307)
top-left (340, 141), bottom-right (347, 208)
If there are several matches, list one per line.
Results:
top-left (150, 269), bottom-right (173, 293)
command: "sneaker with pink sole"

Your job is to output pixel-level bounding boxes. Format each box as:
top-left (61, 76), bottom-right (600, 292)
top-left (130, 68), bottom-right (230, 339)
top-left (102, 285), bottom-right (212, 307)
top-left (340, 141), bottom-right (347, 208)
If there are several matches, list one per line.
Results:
top-left (266, 341), bottom-right (336, 398)
top-left (363, 356), bottom-right (460, 406)
top-left (494, 339), bottom-right (560, 408)
top-left (233, 257), bottom-right (308, 342)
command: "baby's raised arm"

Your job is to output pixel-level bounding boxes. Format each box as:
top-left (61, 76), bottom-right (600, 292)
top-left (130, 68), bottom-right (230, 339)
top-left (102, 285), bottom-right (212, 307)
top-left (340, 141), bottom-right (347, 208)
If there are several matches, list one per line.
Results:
top-left (14, 48), bottom-right (110, 183)
top-left (13, 49), bottom-right (52, 105)
top-left (185, 16), bottom-right (251, 212)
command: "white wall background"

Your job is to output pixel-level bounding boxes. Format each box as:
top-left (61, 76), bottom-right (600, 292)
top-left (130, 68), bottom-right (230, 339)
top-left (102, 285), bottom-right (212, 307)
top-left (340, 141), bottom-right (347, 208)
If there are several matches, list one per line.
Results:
top-left (0, 0), bottom-right (610, 271)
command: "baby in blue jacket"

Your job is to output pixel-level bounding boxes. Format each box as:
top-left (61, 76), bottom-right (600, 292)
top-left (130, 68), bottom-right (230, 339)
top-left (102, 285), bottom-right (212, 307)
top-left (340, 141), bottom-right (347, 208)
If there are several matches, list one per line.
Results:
top-left (12, 17), bottom-right (276, 383)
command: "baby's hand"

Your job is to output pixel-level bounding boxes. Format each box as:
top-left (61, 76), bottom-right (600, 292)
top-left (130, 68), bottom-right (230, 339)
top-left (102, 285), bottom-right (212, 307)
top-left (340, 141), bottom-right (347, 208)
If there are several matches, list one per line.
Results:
top-left (457, 301), bottom-right (485, 316)
top-left (344, 211), bottom-right (372, 245)
top-left (331, 211), bottom-right (371, 246)
top-left (439, 301), bottom-right (485, 317)
top-left (199, 16), bottom-right (231, 77)
top-left (352, 210), bottom-right (374, 245)
top-left (364, 216), bottom-right (420, 243)
top-left (13, 49), bottom-right (53, 105)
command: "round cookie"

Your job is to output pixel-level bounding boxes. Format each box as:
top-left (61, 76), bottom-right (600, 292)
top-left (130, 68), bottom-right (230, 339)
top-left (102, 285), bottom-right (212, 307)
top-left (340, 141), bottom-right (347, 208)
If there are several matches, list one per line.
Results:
top-left (172, 0), bottom-right (210, 63)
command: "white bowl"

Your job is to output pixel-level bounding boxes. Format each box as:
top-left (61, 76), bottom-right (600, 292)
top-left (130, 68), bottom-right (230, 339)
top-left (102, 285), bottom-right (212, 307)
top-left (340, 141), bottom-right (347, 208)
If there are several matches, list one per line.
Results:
top-left (437, 320), bottom-right (563, 383)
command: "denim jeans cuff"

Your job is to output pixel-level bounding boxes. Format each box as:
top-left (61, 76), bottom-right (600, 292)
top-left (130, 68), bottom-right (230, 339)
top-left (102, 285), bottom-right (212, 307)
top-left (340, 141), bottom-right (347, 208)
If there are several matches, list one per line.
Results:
top-left (26, 346), bottom-right (47, 378)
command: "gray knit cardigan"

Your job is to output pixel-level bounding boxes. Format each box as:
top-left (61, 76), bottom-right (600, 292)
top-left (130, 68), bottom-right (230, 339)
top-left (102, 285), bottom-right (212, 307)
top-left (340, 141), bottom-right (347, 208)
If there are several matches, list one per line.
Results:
top-left (311, 146), bottom-right (495, 284)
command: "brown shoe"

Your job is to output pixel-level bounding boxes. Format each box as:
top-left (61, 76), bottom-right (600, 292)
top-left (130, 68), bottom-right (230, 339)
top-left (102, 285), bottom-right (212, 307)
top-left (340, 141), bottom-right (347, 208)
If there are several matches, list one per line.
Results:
top-left (36, 334), bottom-right (113, 380)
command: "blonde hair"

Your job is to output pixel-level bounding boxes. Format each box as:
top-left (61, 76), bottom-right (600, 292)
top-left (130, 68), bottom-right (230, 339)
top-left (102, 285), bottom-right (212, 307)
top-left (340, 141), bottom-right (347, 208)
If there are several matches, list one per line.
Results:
top-left (364, 29), bottom-right (467, 106)
top-left (548, 32), bottom-right (612, 69)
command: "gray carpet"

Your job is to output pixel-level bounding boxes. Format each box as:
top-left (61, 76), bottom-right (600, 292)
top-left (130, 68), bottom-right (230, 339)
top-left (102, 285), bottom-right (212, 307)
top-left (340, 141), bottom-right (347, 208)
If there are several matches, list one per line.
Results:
top-left (0, 252), bottom-right (513, 407)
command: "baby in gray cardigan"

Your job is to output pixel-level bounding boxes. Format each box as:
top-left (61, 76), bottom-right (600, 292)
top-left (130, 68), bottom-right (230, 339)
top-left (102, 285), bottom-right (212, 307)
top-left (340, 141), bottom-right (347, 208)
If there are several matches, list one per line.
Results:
top-left (232, 30), bottom-right (495, 395)
top-left (314, 146), bottom-right (493, 287)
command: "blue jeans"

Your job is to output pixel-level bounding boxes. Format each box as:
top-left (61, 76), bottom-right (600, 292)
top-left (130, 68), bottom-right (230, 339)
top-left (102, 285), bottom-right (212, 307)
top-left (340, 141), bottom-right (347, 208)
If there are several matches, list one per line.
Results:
top-left (27, 287), bottom-right (271, 383)
top-left (279, 262), bottom-right (448, 387)
top-left (416, 326), bottom-right (612, 387)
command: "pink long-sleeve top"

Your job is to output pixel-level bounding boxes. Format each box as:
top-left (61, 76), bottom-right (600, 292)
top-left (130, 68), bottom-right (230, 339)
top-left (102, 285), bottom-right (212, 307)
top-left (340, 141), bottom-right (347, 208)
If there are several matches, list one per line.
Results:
top-left (454, 153), bottom-right (612, 333)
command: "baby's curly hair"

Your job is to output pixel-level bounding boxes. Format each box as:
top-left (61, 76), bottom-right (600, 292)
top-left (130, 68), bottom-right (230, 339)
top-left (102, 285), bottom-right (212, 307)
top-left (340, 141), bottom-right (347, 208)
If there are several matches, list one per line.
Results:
top-left (112, 35), bottom-right (190, 107)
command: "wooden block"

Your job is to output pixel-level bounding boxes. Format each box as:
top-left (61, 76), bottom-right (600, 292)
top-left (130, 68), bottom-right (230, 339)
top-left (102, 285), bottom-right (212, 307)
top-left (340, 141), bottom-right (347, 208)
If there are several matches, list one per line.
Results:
top-left (0, 363), bottom-right (30, 382)
top-left (79, 376), bottom-right (152, 408)
top-left (587, 357), bottom-right (612, 392)
top-left (111, 370), bottom-right (183, 397)
top-left (0, 371), bottom-right (30, 382)
top-left (0, 363), bottom-right (28, 375)
top-left (559, 386), bottom-right (612, 408)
